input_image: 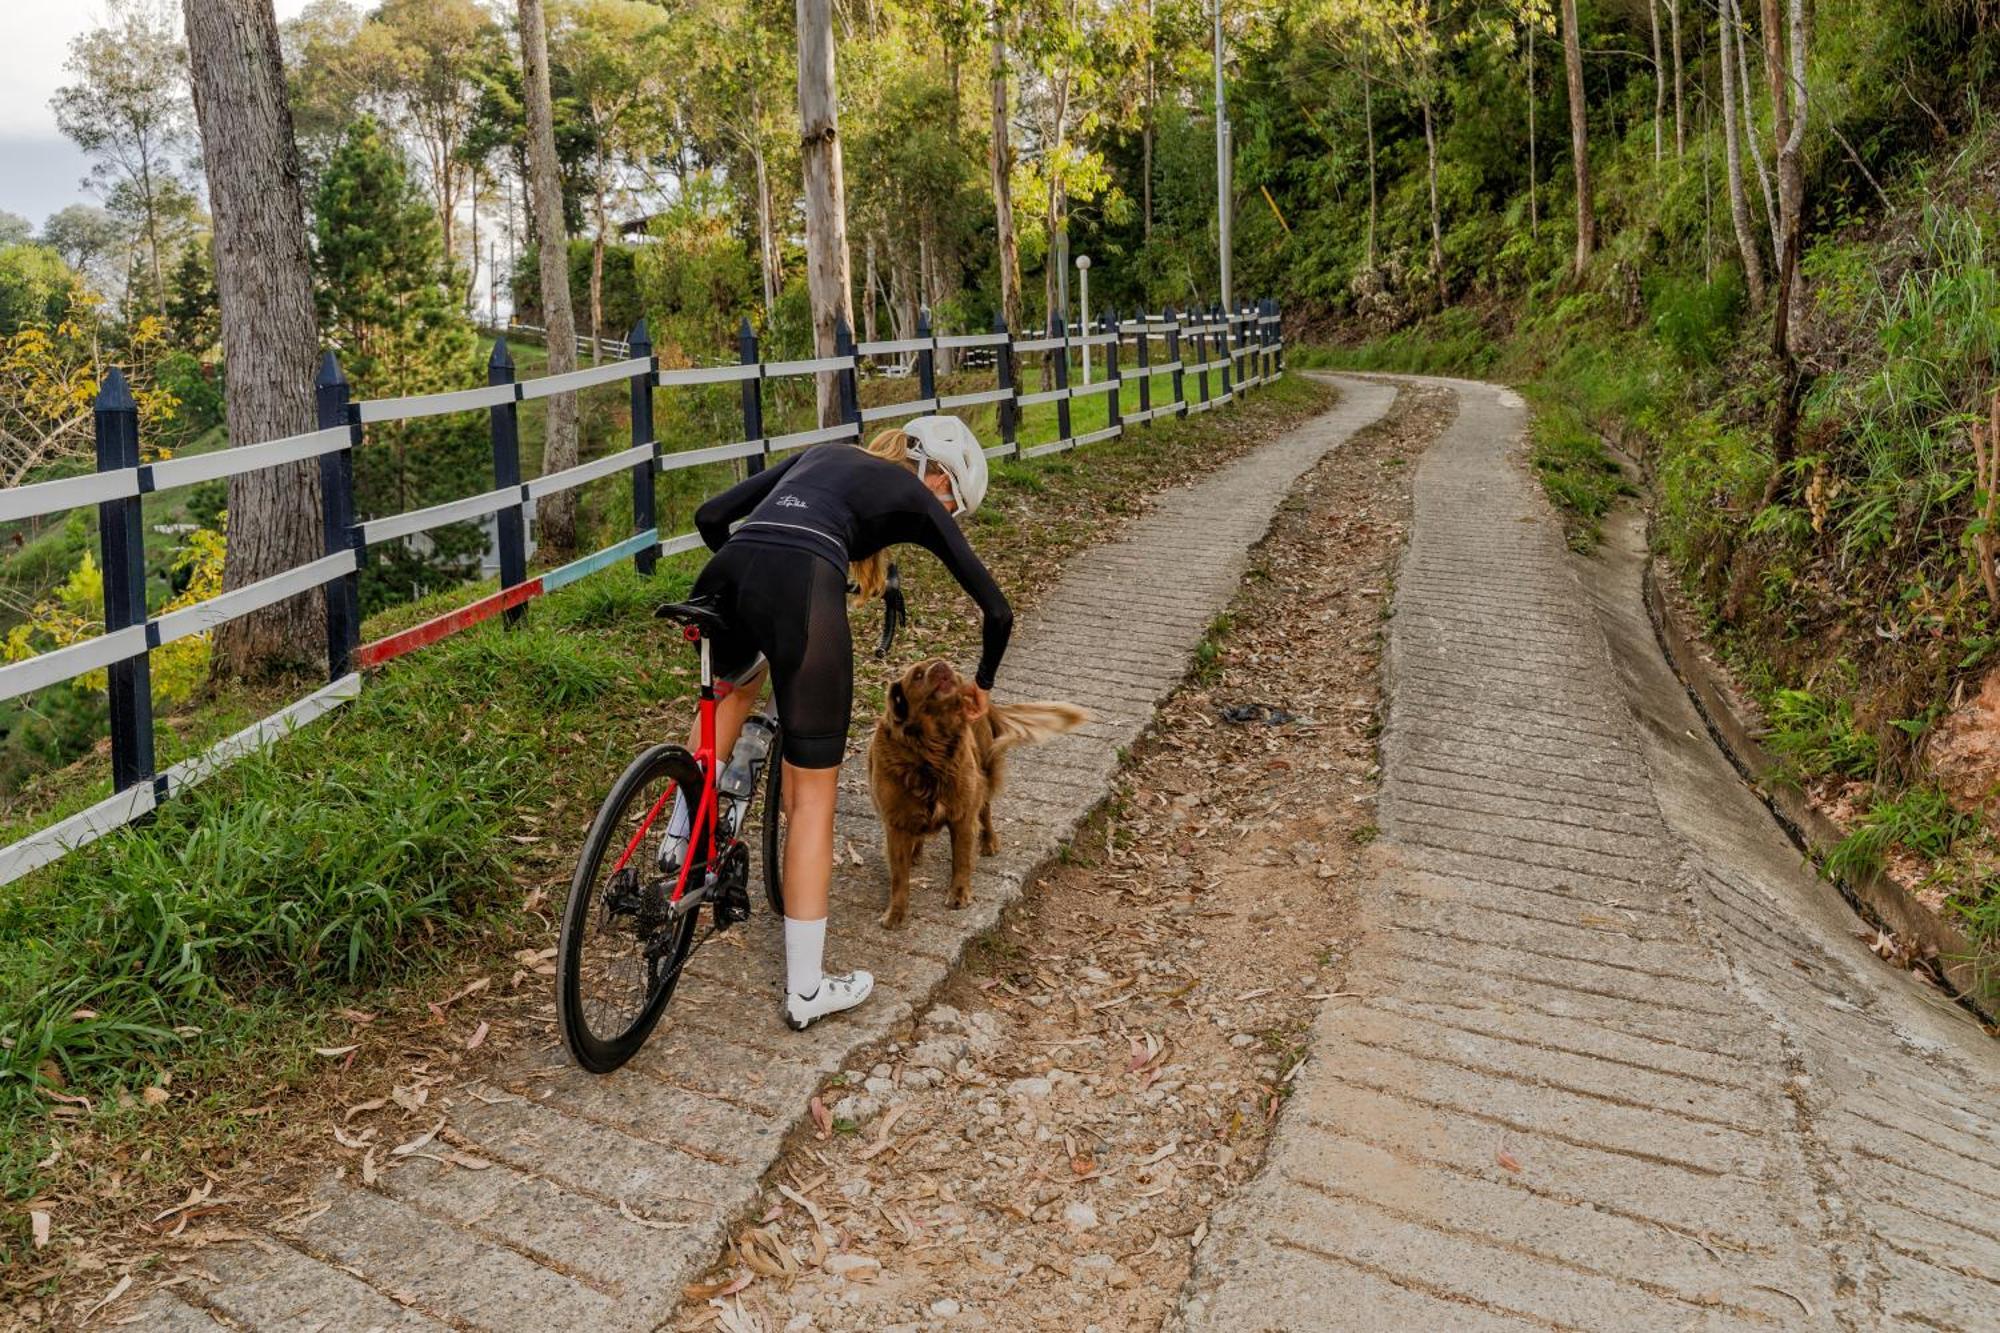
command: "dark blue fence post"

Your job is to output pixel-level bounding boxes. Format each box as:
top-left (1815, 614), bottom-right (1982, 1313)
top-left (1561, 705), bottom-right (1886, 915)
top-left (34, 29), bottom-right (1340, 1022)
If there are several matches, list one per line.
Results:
top-left (1103, 311), bottom-right (1122, 434)
top-left (1208, 302), bottom-right (1224, 396)
top-left (1051, 312), bottom-right (1073, 444)
top-left (315, 352), bottom-right (361, 678)
top-left (994, 314), bottom-right (1018, 458)
top-left (1134, 310), bottom-right (1152, 426)
top-left (835, 316), bottom-right (861, 432)
top-left (487, 340), bottom-right (528, 627)
top-left (1167, 308), bottom-right (1186, 417)
top-left (916, 306), bottom-right (936, 405)
top-left (94, 370), bottom-right (154, 793)
top-left (1271, 299), bottom-right (1283, 374)
top-left (628, 318), bottom-right (658, 575)
top-left (739, 317), bottom-right (765, 475)
top-left (1194, 311), bottom-right (1210, 406)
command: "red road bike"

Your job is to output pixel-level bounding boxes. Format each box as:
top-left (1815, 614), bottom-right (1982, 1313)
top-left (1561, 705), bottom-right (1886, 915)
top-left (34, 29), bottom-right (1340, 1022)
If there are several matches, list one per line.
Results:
top-left (556, 598), bottom-right (786, 1073)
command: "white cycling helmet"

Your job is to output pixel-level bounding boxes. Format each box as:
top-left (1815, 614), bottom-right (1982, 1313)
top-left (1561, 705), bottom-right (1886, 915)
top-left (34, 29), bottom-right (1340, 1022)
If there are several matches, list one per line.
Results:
top-left (903, 415), bottom-right (989, 517)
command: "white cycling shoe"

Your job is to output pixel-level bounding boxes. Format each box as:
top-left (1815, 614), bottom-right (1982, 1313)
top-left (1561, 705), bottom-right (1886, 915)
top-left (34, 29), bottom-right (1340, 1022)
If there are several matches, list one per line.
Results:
top-left (784, 970), bottom-right (874, 1031)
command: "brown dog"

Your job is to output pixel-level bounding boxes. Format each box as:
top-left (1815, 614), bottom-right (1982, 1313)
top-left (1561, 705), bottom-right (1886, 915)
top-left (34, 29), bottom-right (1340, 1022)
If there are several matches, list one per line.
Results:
top-left (868, 659), bottom-right (1088, 927)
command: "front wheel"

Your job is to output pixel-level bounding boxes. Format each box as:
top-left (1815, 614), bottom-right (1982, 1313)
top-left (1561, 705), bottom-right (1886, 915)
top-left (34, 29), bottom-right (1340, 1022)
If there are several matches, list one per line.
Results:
top-left (558, 744), bottom-right (705, 1074)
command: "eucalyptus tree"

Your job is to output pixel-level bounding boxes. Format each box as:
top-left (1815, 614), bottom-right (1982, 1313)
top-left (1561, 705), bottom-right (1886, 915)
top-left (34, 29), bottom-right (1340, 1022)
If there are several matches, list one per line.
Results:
top-left (518, 0), bottom-right (583, 550)
top-left (51, 0), bottom-right (199, 313)
top-left (552, 0), bottom-right (678, 360)
top-left (182, 0), bottom-right (328, 678)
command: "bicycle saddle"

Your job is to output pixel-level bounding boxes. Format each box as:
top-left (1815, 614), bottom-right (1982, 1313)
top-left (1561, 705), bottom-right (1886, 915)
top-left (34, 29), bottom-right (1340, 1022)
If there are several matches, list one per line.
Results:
top-left (654, 597), bottom-right (729, 638)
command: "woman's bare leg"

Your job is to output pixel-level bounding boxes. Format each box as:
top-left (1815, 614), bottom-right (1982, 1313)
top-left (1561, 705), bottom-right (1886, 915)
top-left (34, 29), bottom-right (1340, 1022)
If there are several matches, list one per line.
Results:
top-left (781, 762), bottom-right (838, 922)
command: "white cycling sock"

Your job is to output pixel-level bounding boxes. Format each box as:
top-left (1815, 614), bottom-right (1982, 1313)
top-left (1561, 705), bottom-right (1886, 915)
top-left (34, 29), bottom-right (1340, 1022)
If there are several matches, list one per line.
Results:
top-left (784, 916), bottom-right (826, 999)
top-left (665, 791), bottom-right (690, 839)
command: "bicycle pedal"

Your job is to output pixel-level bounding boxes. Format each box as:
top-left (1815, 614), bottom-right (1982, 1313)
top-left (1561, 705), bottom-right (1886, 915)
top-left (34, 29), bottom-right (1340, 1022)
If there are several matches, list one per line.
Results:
top-left (714, 879), bottom-right (751, 929)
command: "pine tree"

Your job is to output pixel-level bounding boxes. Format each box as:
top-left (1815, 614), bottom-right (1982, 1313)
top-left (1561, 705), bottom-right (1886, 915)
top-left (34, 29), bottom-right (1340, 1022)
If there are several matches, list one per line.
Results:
top-left (313, 116), bottom-right (486, 612)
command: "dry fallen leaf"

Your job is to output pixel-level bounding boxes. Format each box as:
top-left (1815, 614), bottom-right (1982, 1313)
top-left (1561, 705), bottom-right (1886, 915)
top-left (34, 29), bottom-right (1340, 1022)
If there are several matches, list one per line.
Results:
top-left (30, 1209), bottom-right (50, 1249)
top-left (140, 1086), bottom-right (170, 1106)
top-left (809, 1095), bottom-right (832, 1140)
top-left (1496, 1149), bottom-right (1523, 1173)
top-left (390, 1118), bottom-right (447, 1157)
top-left (81, 1275), bottom-right (133, 1321)
top-left (313, 1044), bottom-right (360, 1059)
top-left (683, 1272), bottom-right (753, 1301)
top-left (342, 1097), bottom-right (388, 1122)
top-left (465, 1021), bottom-right (490, 1051)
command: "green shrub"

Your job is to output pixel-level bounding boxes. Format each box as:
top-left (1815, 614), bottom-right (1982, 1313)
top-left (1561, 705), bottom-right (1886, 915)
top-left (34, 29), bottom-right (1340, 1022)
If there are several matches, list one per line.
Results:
top-left (1764, 688), bottom-right (1880, 779)
top-left (1645, 268), bottom-right (1747, 365)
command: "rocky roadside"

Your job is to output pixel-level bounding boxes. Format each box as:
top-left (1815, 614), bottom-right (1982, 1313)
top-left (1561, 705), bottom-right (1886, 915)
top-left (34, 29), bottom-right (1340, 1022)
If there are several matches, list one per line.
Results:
top-left (673, 383), bottom-right (1454, 1333)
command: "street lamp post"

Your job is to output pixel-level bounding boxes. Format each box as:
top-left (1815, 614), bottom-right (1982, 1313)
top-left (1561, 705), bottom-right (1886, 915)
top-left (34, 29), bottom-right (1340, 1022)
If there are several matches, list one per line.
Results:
top-left (1076, 254), bottom-right (1092, 385)
top-left (1213, 0), bottom-right (1232, 312)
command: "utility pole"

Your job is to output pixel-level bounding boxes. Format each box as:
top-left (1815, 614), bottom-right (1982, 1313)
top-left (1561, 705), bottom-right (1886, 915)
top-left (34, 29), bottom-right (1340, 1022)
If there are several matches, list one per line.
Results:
top-left (1213, 0), bottom-right (1232, 311)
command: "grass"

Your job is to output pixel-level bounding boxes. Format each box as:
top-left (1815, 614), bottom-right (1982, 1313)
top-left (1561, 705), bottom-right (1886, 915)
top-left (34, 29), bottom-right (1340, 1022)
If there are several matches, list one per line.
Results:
top-left (0, 369), bottom-right (1333, 1253)
top-left (1527, 401), bottom-right (1635, 552)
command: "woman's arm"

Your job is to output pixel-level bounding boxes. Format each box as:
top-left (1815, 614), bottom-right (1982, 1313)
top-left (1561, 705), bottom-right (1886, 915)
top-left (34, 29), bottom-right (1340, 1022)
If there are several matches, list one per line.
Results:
top-left (694, 452), bottom-right (799, 550)
top-left (910, 498), bottom-right (1013, 689)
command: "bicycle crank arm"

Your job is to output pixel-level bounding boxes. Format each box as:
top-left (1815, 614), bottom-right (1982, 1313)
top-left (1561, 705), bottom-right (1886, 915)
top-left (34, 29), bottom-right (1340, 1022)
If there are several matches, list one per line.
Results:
top-left (664, 876), bottom-right (715, 922)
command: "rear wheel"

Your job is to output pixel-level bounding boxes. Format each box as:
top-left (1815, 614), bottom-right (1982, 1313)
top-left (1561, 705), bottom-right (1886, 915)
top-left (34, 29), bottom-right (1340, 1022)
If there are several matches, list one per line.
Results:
top-left (558, 744), bottom-right (705, 1074)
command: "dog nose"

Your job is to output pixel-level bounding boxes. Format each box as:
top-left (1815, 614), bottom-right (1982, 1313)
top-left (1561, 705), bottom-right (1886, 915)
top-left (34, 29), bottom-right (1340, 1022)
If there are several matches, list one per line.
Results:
top-left (926, 660), bottom-right (954, 687)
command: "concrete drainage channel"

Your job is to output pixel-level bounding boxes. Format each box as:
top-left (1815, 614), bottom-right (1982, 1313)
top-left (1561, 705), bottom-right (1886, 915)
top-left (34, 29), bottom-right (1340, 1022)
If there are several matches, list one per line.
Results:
top-left (125, 379), bottom-right (1401, 1331)
top-left (1598, 423), bottom-right (1996, 1021)
top-left (1176, 374), bottom-right (1999, 1331)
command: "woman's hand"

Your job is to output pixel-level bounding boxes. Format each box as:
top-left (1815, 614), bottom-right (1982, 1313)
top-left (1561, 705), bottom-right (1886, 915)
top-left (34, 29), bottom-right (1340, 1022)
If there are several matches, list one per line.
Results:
top-left (964, 683), bottom-right (991, 720)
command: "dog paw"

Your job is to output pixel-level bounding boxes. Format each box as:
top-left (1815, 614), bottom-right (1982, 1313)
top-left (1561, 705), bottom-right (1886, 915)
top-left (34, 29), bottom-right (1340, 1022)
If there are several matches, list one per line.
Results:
top-left (878, 907), bottom-right (905, 929)
top-left (947, 886), bottom-right (973, 910)
top-left (979, 834), bottom-right (1000, 857)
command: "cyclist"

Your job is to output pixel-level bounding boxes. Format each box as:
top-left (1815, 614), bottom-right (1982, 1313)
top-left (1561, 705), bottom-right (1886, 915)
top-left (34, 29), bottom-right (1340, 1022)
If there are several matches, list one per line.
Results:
top-left (664, 415), bottom-right (1012, 1031)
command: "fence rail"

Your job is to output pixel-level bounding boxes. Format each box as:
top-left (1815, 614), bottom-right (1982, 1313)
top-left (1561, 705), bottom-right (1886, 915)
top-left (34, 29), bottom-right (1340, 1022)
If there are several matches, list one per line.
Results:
top-left (0, 300), bottom-right (1284, 886)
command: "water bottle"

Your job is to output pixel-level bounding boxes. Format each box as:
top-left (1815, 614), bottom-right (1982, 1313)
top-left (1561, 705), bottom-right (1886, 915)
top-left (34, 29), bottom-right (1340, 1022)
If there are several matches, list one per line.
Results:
top-left (718, 716), bottom-right (775, 800)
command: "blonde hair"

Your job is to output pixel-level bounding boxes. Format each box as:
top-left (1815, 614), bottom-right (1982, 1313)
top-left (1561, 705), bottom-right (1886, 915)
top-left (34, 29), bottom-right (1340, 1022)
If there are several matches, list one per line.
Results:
top-left (850, 429), bottom-right (917, 601)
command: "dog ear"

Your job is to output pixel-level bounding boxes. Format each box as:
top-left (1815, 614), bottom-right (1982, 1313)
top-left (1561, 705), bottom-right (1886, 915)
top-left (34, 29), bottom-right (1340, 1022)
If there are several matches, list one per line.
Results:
top-left (890, 680), bottom-right (909, 721)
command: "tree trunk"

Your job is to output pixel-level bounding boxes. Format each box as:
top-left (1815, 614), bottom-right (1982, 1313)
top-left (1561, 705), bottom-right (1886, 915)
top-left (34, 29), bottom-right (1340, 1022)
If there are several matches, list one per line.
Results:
top-left (796, 0), bottom-right (854, 426)
top-left (1765, 0), bottom-right (1810, 500)
top-left (751, 89), bottom-right (779, 317)
top-left (1733, 8), bottom-right (1779, 250)
top-left (518, 0), bottom-right (579, 550)
top-left (182, 0), bottom-right (327, 680)
top-left (1760, 0), bottom-right (1790, 148)
top-left (989, 5), bottom-right (1021, 334)
top-left (591, 183), bottom-right (606, 364)
top-left (1650, 0), bottom-right (1664, 163)
top-left (467, 161), bottom-right (481, 312)
top-left (862, 232), bottom-right (878, 344)
top-left (140, 152), bottom-right (167, 313)
top-left (1718, 0), bottom-right (1767, 308)
top-left (1560, 0), bottom-right (1594, 277)
top-left (1422, 93), bottom-right (1445, 307)
top-left (1669, 0), bottom-right (1685, 156)
top-left (1526, 30), bottom-right (1538, 239)
top-left (1364, 70), bottom-right (1378, 268)
top-left (1142, 0), bottom-right (1154, 243)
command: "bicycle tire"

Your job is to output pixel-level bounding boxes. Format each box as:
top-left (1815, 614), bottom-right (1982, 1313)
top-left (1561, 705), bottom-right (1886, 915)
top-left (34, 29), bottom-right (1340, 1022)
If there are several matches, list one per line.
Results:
top-left (558, 744), bottom-right (705, 1074)
top-left (761, 726), bottom-right (786, 917)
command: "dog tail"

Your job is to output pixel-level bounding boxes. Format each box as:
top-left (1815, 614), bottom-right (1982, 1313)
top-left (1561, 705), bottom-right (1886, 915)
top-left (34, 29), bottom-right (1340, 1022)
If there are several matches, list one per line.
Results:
top-left (988, 701), bottom-right (1090, 755)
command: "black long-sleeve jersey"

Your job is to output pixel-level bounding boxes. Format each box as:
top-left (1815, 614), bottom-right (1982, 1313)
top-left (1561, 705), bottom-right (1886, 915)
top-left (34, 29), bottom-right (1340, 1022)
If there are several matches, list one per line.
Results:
top-left (694, 445), bottom-right (1013, 688)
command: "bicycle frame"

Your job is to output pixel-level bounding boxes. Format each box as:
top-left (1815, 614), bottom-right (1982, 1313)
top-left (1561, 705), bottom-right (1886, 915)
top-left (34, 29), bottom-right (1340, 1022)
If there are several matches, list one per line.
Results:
top-left (607, 624), bottom-right (734, 906)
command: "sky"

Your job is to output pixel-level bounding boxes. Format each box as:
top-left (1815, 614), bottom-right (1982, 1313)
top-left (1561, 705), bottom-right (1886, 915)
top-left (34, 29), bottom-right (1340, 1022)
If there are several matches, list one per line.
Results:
top-left (0, 0), bottom-right (338, 231)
